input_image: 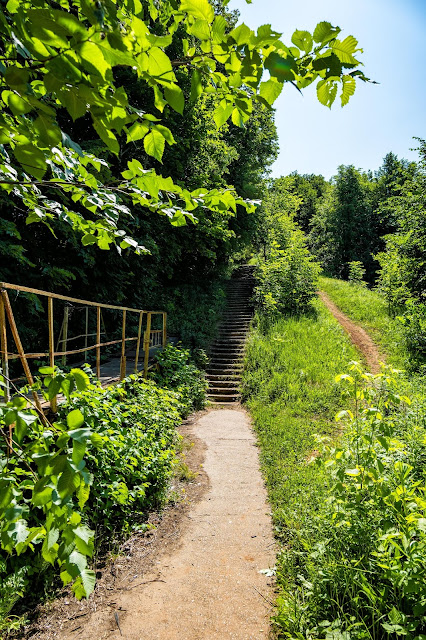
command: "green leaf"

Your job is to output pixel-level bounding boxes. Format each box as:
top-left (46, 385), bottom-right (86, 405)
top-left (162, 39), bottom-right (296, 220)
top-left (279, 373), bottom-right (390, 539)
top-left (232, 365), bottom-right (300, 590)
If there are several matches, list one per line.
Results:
top-left (77, 483), bottom-right (90, 509)
top-left (231, 107), bottom-right (244, 127)
top-left (147, 48), bottom-right (175, 82)
top-left (229, 23), bottom-right (252, 46)
top-left (33, 114), bottom-right (61, 147)
top-left (9, 520), bottom-right (30, 546)
top-left (14, 144), bottom-right (47, 179)
top-left (78, 569), bottom-right (96, 598)
top-left (77, 42), bottom-right (110, 79)
top-left (259, 78), bottom-right (283, 105)
top-left (341, 75), bottom-right (356, 106)
top-left (152, 124), bottom-right (176, 145)
top-left (72, 439), bottom-right (86, 465)
top-left (70, 369), bottom-right (90, 391)
top-left (212, 15), bottom-right (227, 42)
top-left (180, 0), bottom-right (214, 23)
top-left (33, 480), bottom-right (53, 506)
top-left (4, 66), bottom-right (30, 87)
top-left (316, 79), bottom-right (338, 108)
top-left (4, 91), bottom-right (32, 115)
top-left (58, 88), bottom-right (87, 121)
top-left (313, 21), bottom-right (340, 44)
top-left (68, 427), bottom-right (91, 442)
top-left (67, 409), bottom-right (85, 430)
top-left (58, 463), bottom-right (78, 498)
top-left (39, 366), bottom-right (55, 375)
top-left (213, 102), bottom-right (233, 128)
top-left (74, 525), bottom-right (94, 556)
top-left (189, 19), bottom-right (211, 40)
top-left (144, 129), bottom-right (165, 162)
top-left (69, 549), bottom-right (87, 572)
top-left (291, 29), bottom-right (313, 53)
top-left (90, 433), bottom-right (104, 448)
top-left (264, 52), bottom-right (297, 82)
top-left (332, 36), bottom-right (360, 65)
top-left (42, 527), bottom-right (59, 563)
top-left (81, 233), bottom-right (97, 246)
top-left (126, 122), bottom-right (149, 143)
top-left (92, 118), bottom-right (120, 154)
top-left (190, 69), bottom-right (203, 102)
top-left (164, 84), bottom-right (184, 115)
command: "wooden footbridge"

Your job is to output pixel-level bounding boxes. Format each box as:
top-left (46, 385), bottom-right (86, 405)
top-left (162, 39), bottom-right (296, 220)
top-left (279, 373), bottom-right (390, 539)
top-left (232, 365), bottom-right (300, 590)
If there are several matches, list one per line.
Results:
top-left (0, 282), bottom-right (167, 412)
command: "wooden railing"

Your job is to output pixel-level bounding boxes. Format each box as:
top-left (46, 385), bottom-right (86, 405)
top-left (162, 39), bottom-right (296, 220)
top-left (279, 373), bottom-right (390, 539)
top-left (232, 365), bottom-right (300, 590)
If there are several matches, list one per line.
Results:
top-left (0, 282), bottom-right (167, 409)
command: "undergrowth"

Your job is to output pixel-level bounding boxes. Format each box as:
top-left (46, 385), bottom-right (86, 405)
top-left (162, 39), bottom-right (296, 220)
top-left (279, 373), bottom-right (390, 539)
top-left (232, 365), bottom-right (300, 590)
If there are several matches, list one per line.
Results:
top-left (246, 286), bottom-right (426, 639)
top-left (276, 363), bottom-right (426, 640)
top-left (0, 345), bottom-right (206, 635)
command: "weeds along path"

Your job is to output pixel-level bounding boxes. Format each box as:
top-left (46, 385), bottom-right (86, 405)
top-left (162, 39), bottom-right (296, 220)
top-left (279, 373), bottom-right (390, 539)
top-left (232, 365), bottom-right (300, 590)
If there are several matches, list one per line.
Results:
top-left (59, 408), bottom-right (275, 640)
top-left (318, 291), bottom-right (383, 373)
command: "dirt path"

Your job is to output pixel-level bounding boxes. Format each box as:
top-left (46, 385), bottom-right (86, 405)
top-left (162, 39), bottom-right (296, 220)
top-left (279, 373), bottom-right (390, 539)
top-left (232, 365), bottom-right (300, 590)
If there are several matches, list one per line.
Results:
top-left (57, 408), bottom-right (275, 640)
top-left (318, 291), bottom-right (383, 373)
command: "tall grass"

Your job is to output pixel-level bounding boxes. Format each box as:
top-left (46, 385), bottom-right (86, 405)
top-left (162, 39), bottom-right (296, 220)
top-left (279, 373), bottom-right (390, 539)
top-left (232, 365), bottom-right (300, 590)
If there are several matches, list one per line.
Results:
top-left (245, 284), bottom-right (426, 639)
top-left (319, 276), bottom-right (405, 367)
top-left (242, 298), bottom-right (357, 545)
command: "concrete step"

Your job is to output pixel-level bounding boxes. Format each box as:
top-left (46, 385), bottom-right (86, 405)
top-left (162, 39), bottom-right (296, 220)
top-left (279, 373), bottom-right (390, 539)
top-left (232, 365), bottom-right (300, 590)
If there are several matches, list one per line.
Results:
top-left (207, 393), bottom-right (240, 402)
top-left (207, 380), bottom-right (239, 388)
top-left (209, 346), bottom-right (244, 358)
top-left (206, 366), bottom-right (243, 373)
top-left (206, 373), bottom-right (241, 380)
top-left (208, 386), bottom-right (239, 395)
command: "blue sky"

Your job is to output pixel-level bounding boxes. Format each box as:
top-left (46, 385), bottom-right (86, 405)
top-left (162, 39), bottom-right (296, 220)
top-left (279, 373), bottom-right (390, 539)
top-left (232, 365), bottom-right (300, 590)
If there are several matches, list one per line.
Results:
top-left (229, 0), bottom-right (426, 179)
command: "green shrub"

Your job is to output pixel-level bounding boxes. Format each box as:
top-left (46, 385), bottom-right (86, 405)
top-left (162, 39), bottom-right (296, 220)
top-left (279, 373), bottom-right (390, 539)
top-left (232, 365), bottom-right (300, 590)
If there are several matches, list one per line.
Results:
top-left (152, 344), bottom-right (208, 416)
top-left (398, 300), bottom-right (426, 366)
top-left (59, 376), bottom-right (182, 536)
top-left (0, 354), bottom-right (204, 626)
top-left (255, 239), bottom-right (321, 315)
top-left (348, 260), bottom-right (366, 286)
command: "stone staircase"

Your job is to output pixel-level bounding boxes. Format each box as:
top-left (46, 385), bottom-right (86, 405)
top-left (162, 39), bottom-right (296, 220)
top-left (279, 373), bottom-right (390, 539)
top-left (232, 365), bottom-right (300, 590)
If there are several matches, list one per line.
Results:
top-left (206, 265), bottom-right (255, 404)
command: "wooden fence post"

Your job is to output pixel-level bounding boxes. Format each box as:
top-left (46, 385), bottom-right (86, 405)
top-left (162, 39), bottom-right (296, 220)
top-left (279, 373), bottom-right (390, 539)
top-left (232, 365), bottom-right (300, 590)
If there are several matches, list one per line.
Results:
top-left (120, 310), bottom-right (127, 380)
top-left (0, 292), bottom-right (10, 402)
top-left (62, 305), bottom-right (69, 367)
top-left (135, 311), bottom-right (144, 374)
top-left (47, 297), bottom-right (57, 413)
top-left (96, 306), bottom-right (101, 379)
top-left (162, 312), bottom-right (167, 349)
top-left (1, 290), bottom-right (44, 416)
top-left (143, 312), bottom-right (152, 379)
top-left (84, 307), bottom-right (89, 361)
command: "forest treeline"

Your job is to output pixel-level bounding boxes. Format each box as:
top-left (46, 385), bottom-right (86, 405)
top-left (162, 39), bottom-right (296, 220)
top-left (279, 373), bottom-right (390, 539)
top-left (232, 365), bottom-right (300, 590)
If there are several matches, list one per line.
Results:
top-left (256, 139), bottom-right (426, 368)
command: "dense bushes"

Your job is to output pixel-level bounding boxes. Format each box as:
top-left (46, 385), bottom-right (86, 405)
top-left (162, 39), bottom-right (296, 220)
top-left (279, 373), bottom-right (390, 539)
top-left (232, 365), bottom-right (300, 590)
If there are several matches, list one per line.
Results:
top-left (254, 177), bottom-right (321, 316)
top-left (153, 344), bottom-right (208, 416)
top-left (0, 346), bottom-right (206, 630)
top-left (255, 238), bottom-right (321, 315)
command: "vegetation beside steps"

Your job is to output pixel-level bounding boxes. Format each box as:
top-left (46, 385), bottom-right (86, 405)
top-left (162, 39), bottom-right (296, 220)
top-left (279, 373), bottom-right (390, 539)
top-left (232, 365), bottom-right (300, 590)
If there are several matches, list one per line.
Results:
top-left (206, 265), bottom-right (255, 404)
top-left (0, 345), bottom-right (206, 636)
top-left (244, 287), bottom-right (426, 639)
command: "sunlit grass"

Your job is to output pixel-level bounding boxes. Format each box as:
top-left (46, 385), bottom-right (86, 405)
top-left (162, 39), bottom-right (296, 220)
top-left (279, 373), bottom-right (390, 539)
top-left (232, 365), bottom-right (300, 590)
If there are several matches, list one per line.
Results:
top-left (242, 298), bottom-right (357, 536)
top-left (319, 276), bottom-right (405, 367)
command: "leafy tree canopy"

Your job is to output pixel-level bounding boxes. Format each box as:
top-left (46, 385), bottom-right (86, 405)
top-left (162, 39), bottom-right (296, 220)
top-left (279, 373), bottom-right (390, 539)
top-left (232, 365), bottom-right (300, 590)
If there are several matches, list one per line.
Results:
top-left (0, 0), bottom-right (370, 253)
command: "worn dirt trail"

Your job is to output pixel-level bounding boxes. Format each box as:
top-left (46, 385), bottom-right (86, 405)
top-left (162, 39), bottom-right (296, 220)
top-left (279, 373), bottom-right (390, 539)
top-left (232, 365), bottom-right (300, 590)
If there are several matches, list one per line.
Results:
top-left (61, 408), bottom-right (275, 640)
top-left (318, 291), bottom-right (383, 373)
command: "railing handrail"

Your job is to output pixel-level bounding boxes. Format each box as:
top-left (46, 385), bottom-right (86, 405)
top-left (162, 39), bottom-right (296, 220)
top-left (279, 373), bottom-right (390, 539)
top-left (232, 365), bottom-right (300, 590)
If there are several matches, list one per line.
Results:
top-left (0, 282), bottom-right (168, 410)
top-left (0, 281), bottom-right (164, 315)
